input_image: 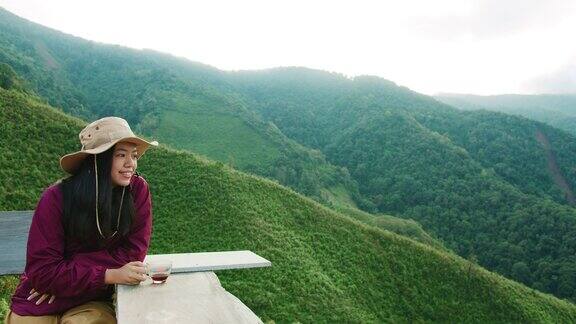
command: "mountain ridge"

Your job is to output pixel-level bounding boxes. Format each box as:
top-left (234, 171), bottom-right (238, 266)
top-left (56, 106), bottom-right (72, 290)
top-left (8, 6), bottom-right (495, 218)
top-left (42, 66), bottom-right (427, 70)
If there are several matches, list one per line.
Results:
top-left (2, 6), bottom-right (576, 302)
top-left (435, 93), bottom-right (576, 136)
top-left (2, 84), bottom-right (576, 322)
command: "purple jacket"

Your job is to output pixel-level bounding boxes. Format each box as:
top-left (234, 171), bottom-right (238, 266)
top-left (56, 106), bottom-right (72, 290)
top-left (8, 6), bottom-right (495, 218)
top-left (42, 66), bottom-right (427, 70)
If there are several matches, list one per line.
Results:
top-left (10, 175), bottom-right (153, 316)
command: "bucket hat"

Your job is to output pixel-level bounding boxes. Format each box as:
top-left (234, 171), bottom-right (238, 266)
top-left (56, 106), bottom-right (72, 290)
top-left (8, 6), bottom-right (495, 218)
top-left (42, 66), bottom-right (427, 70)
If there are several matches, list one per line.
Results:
top-left (60, 116), bottom-right (158, 174)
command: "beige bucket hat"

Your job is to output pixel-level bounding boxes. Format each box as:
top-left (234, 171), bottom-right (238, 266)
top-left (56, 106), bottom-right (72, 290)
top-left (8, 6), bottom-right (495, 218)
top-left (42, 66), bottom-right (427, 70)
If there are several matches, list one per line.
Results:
top-left (60, 116), bottom-right (159, 174)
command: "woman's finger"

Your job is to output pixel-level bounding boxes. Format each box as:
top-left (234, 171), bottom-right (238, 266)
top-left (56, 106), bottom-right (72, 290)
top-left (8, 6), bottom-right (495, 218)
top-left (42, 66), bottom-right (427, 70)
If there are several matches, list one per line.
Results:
top-left (131, 265), bottom-right (146, 274)
top-left (29, 288), bottom-right (36, 295)
top-left (35, 294), bottom-right (49, 305)
top-left (27, 291), bottom-right (40, 301)
top-left (127, 275), bottom-right (140, 285)
top-left (48, 295), bottom-right (56, 304)
top-left (127, 273), bottom-right (138, 283)
top-left (129, 272), bottom-right (146, 282)
top-left (129, 261), bottom-right (145, 267)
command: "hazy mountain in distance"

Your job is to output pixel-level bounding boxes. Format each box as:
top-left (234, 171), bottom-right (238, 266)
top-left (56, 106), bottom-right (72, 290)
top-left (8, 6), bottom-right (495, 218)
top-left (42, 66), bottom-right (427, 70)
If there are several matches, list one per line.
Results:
top-left (435, 93), bottom-right (576, 136)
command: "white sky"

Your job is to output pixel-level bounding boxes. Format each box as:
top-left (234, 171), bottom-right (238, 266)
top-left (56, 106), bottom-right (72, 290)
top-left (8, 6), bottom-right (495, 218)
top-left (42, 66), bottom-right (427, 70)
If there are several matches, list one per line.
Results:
top-left (1, 0), bottom-right (575, 95)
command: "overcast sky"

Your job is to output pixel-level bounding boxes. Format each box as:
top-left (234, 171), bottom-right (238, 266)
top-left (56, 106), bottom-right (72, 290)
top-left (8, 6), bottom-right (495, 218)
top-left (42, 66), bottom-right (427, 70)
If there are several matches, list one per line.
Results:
top-left (1, 0), bottom-right (575, 95)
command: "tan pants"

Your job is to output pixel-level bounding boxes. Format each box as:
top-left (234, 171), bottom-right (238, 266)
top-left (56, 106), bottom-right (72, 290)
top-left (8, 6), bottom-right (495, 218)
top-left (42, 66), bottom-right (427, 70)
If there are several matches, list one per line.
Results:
top-left (4, 301), bottom-right (116, 324)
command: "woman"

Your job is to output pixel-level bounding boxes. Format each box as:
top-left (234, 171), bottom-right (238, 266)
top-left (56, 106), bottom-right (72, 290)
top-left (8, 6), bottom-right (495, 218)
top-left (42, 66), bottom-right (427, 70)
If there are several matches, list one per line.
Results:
top-left (6, 117), bottom-right (159, 323)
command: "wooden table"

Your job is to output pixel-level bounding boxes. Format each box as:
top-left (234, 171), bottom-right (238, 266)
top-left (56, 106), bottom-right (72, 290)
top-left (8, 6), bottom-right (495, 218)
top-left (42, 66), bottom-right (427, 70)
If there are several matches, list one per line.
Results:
top-left (116, 251), bottom-right (271, 324)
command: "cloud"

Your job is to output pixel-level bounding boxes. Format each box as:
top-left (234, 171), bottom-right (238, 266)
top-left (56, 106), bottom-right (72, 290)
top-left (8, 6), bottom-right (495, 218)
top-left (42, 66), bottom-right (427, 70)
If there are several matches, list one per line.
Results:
top-left (524, 61), bottom-right (576, 94)
top-left (411, 0), bottom-right (574, 40)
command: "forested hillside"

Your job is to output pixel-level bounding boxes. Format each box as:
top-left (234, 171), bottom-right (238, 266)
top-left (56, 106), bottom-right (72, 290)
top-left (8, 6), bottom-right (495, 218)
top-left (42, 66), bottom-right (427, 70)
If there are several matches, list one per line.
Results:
top-left (2, 6), bottom-right (576, 303)
top-left (4, 87), bottom-right (576, 322)
top-left (226, 69), bottom-right (576, 301)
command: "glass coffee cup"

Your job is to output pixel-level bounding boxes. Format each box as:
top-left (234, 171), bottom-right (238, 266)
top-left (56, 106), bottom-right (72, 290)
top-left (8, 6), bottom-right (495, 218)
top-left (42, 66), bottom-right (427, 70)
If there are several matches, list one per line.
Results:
top-left (146, 260), bottom-right (173, 284)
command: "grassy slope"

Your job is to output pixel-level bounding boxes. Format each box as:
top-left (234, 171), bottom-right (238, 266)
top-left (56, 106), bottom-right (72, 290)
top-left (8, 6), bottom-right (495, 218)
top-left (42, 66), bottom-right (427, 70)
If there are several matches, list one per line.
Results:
top-left (2, 89), bottom-right (576, 322)
top-left (151, 91), bottom-right (280, 170)
top-left (336, 205), bottom-right (444, 250)
top-left (324, 185), bottom-right (443, 248)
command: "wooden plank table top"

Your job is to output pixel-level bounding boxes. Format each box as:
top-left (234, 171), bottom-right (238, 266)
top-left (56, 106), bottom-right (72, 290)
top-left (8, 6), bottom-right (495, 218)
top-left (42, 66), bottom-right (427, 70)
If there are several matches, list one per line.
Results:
top-left (144, 251), bottom-right (271, 273)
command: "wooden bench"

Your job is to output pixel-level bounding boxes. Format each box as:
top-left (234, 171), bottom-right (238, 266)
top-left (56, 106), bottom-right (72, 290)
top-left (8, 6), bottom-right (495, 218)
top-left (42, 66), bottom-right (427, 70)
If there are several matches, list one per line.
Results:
top-left (0, 211), bottom-right (33, 275)
top-left (0, 211), bottom-right (271, 323)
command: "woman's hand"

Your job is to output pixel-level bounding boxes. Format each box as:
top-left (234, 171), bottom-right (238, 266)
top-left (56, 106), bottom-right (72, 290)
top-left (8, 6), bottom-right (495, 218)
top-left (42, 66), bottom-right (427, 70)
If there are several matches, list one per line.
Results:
top-left (27, 288), bottom-right (56, 305)
top-left (105, 261), bottom-right (147, 285)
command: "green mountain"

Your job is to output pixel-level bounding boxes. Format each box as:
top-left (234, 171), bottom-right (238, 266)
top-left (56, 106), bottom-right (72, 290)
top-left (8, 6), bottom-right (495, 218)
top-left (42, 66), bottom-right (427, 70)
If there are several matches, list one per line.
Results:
top-left (2, 7), bottom-right (576, 303)
top-left (3, 81), bottom-right (576, 322)
top-left (226, 70), bottom-right (576, 206)
top-left (223, 69), bottom-right (576, 301)
top-left (435, 93), bottom-right (576, 136)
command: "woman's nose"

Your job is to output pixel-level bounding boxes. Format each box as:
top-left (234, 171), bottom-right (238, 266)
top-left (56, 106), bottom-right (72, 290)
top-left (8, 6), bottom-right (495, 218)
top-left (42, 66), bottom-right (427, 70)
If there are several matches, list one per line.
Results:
top-left (124, 156), bottom-right (136, 167)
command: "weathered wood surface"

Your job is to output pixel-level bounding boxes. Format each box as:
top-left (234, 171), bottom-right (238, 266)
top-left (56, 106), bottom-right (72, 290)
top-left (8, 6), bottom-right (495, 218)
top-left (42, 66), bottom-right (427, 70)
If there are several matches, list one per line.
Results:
top-left (0, 211), bottom-right (33, 275)
top-left (145, 251), bottom-right (271, 273)
top-left (116, 271), bottom-right (263, 324)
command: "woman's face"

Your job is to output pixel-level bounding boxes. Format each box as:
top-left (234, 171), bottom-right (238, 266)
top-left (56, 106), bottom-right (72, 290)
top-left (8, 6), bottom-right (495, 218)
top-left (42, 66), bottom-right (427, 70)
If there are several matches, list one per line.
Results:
top-left (111, 141), bottom-right (139, 187)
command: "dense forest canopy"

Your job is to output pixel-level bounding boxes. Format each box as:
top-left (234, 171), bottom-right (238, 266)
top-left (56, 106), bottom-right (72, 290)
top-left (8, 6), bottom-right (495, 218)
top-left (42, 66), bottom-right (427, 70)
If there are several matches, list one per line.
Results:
top-left (225, 69), bottom-right (576, 301)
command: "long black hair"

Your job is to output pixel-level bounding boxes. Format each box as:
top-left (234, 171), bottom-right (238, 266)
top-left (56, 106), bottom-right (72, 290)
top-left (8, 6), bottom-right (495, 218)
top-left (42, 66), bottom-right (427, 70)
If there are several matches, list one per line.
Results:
top-left (59, 144), bottom-right (135, 248)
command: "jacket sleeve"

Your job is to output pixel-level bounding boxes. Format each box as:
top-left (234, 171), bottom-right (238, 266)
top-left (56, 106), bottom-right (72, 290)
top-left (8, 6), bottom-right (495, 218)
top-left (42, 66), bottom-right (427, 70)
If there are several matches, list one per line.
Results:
top-left (25, 186), bottom-right (108, 298)
top-left (70, 177), bottom-right (153, 269)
